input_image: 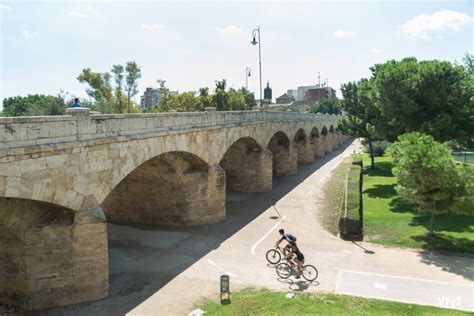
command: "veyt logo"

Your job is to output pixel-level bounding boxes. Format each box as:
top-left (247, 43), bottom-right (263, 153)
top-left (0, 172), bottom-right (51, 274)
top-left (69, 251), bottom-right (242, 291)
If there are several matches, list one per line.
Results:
top-left (438, 296), bottom-right (461, 308)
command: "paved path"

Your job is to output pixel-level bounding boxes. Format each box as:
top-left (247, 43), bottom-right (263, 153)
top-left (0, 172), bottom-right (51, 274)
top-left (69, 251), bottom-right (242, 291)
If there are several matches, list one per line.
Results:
top-left (37, 140), bottom-right (473, 316)
top-left (127, 141), bottom-right (473, 315)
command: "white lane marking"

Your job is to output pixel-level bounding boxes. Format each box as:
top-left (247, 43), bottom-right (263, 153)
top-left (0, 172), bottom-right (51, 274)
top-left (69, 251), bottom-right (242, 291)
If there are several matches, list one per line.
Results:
top-left (375, 282), bottom-right (387, 289)
top-left (339, 270), bottom-right (474, 287)
top-left (225, 271), bottom-right (238, 277)
top-left (250, 215), bottom-right (287, 255)
top-left (335, 270), bottom-right (342, 293)
top-left (341, 250), bottom-right (352, 254)
top-left (207, 259), bottom-right (216, 266)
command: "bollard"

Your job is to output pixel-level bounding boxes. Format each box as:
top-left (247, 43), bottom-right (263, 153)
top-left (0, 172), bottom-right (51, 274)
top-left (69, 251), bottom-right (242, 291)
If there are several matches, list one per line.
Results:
top-left (220, 275), bottom-right (231, 305)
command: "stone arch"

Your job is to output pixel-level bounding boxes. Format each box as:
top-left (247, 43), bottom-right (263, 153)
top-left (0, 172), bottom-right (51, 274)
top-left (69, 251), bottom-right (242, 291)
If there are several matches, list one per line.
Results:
top-left (101, 151), bottom-right (225, 226)
top-left (0, 197), bottom-right (107, 311)
top-left (294, 128), bottom-right (313, 165)
top-left (220, 137), bottom-right (272, 193)
top-left (267, 131), bottom-right (297, 177)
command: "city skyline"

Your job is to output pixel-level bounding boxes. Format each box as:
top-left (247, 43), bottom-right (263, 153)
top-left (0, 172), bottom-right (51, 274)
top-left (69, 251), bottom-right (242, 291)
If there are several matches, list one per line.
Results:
top-left (1, 1), bottom-right (472, 108)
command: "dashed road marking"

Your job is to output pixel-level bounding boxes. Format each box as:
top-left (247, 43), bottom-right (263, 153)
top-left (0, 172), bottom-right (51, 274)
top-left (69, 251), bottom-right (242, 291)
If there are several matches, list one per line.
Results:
top-left (207, 259), bottom-right (216, 266)
top-left (251, 216), bottom-right (287, 255)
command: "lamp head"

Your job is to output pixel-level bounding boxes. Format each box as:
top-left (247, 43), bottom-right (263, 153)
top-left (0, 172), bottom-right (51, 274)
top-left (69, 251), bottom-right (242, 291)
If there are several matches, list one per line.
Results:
top-left (251, 37), bottom-right (258, 45)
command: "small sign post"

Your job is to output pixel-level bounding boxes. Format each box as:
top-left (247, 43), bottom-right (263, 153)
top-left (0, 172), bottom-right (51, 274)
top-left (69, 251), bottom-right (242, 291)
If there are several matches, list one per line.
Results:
top-left (220, 275), bottom-right (230, 305)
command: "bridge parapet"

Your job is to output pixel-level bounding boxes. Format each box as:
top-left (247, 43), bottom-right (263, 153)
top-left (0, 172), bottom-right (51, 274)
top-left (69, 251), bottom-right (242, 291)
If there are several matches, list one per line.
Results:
top-left (0, 109), bottom-right (337, 152)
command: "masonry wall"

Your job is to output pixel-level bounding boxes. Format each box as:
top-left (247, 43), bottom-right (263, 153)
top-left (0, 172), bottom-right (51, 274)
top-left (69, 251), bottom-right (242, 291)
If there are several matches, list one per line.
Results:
top-left (0, 198), bottom-right (108, 311)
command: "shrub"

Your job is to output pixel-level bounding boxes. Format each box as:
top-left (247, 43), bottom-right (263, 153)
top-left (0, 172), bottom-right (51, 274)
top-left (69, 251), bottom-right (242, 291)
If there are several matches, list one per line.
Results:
top-left (362, 140), bottom-right (391, 157)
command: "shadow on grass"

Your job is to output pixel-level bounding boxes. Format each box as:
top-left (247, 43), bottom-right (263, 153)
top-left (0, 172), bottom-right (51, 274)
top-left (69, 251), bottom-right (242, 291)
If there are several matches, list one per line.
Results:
top-left (410, 214), bottom-right (474, 234)
top-left (414, 233), bottom-right (474, 281)
top-left (363, 161), bottom-right (394, 178)
top-left (364, 184), bottom-right (416, 213)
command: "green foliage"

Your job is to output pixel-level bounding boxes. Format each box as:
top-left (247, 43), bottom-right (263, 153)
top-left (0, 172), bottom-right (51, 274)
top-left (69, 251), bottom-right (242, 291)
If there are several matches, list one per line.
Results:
top-left (198, 288), bottom-right (464, 315)
top-left (362, 140), bottom-right (391, 157)
top-left (362, 154), bottom-right (474, 253)
top-left (2, 94), bottom-right (67, 116)
top-left (309, 97), bottom-right (342, 115)
top-left (387, 132), bottom-right (473, 234)
top-left (77, 68), bottom-right (115, 113)
top-left (125, 61), bottom-right (142, 113)
top-left (372, 58), bottom-right (472, 143)
top-left (338, 79), bottom-right (384, 169)
top-left (77, 61), bottom-right (141, 114)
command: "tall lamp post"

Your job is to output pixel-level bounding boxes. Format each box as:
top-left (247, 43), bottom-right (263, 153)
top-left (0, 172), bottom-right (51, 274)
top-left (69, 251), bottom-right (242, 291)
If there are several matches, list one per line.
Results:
top-left (245, 67), bottom-right (251, 90)
top-left (251, 26), bottom-right (262, 107)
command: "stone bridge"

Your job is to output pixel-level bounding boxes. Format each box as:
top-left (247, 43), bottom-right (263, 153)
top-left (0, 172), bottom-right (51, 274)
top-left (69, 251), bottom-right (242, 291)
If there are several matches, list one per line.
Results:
top-left (0, 108), bottom-right (348, 310)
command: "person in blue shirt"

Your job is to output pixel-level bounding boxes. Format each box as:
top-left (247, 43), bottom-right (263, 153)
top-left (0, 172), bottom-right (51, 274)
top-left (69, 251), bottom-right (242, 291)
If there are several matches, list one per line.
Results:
top-left (275, 229), bottom-right (297, 258)
top-left (72, 98), bottom-right (81, 108)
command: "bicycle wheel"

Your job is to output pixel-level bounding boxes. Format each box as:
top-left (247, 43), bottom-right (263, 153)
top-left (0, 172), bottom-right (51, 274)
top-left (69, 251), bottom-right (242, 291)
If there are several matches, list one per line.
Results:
top-left (266, 249), bottom-right (281, 264)
top-left (302, 265), bottom-right (318, 281)
top-left (276, 263), bottom-right (292, 279)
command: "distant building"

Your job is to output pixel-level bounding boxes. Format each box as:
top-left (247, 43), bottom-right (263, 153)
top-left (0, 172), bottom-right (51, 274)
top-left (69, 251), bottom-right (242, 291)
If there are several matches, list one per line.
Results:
top-left (287, 89), bottom-right (298, 99)
top-left (295, 85), bottom-right (317, 102)
top-left (140, 87), bottom-right (178, 109)
top-left (263, 81), bottom-right (272, 104)
top-left (275, 93), bottom-right (295, 104)
top-left (304, 87), bottom-right (337, 103)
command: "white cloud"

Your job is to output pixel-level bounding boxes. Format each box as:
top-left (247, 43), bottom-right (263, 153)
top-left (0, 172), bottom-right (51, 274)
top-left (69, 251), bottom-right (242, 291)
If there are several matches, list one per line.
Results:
top-left (0, 4), bottom-right (12, 11)
top-left (142, 24), bottom-right (166, 33)
top-left (401, 9), bottom-right (473, 39)
top-left (65, 7), bottom-right (98, 19)
top-left (216, 25), bottom-right (244, 35)
top-left (22, 30), bottom-right (38, 40)
top-left (368, 48), bottom-right (384, 55)
top-left (332, 29), bottom-right (357, 39)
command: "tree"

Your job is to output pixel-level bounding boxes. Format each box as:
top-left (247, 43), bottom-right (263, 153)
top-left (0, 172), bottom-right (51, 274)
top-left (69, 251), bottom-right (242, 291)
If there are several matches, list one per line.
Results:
top-left (212, 79), bottom-right (228, 111)
top-left (240, 87), bottom-right (257, 109)
top-left (227, 88), bottom-right (247, 111)
top-left (387, 132), bottom-right (472, 235)
top-left (372, 58), bottom-right (470, 143)
top-left (309, 97), bottom-right (342, 115)
top-left (77, 68), bottom-right (114, 113)
top-left (111, 64), bottom-right (126, 113)
top-left (125, 61), bottom-right (142, 113)
top-left (338, 79), bottom-right (383, 169)
top-left (198, 87), bottom-right (212, 109)
top-left (2, 94), bottom-right (66, 116)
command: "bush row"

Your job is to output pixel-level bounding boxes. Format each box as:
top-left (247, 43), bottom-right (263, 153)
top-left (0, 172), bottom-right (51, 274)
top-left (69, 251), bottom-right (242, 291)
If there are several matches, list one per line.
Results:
top-left (339, 156), bottom-right (363, 240)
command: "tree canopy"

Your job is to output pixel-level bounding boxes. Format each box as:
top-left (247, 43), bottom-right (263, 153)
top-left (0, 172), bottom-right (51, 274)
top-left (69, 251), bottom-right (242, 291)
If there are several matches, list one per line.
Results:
top-left (309, 97), bottom-right (342, 115)
top-left (2, 94), bottom-right (67, 117)
top-left (387, 132), bottom-right (473, 234)
top-left (372, 57), bottom-right (472, 143)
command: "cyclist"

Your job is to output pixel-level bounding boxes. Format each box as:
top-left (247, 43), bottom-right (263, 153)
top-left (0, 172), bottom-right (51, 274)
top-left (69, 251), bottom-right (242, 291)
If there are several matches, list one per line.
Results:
top-left (289, 244), bottom-right (305, 279)
top-left (275, 229), bottom-right (297, 258)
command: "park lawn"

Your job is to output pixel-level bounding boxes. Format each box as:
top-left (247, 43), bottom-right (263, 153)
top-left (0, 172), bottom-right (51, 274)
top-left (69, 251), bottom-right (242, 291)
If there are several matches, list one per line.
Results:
top-left (362, 155), bottom-right (474, 254)
top-left (197, 288), bottom-right (466, 315)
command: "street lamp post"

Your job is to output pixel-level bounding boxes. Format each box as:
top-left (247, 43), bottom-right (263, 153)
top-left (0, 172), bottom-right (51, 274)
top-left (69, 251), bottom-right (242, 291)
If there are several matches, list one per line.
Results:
top-left (245, 67), bottom-right (251, 90)
top-left (251, 26), bottom-right (262, 107)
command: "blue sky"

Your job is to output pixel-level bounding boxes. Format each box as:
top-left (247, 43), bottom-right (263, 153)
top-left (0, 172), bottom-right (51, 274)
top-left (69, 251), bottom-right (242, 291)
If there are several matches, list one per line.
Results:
top-left (1, 1), bottom-right (472, 107)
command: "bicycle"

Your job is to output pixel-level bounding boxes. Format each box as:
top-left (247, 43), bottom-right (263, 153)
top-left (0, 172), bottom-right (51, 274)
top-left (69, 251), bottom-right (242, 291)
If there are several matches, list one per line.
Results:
top-left (266, 246), bottom-right (284, 264)
top-left (275, 256), bottom-right (318, 282)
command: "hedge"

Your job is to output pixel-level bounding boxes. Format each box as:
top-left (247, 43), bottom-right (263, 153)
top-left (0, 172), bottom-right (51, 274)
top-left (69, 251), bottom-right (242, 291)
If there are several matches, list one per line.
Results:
top-left (339, 157), bottom-right (363, 240)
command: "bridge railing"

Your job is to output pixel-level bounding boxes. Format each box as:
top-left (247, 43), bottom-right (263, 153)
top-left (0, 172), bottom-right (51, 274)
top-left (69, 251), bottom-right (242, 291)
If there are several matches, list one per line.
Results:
top-left (0, 109), bottom-right (337, 151)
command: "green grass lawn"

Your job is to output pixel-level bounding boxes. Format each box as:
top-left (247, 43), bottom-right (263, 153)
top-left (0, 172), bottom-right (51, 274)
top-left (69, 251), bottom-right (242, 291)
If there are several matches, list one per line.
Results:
top-left (452, 153), bottom-right (474, 165)
top-left (197, 288), bottom-right (467, 315)
top-left (362, 155), bottom-right (474, 254)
